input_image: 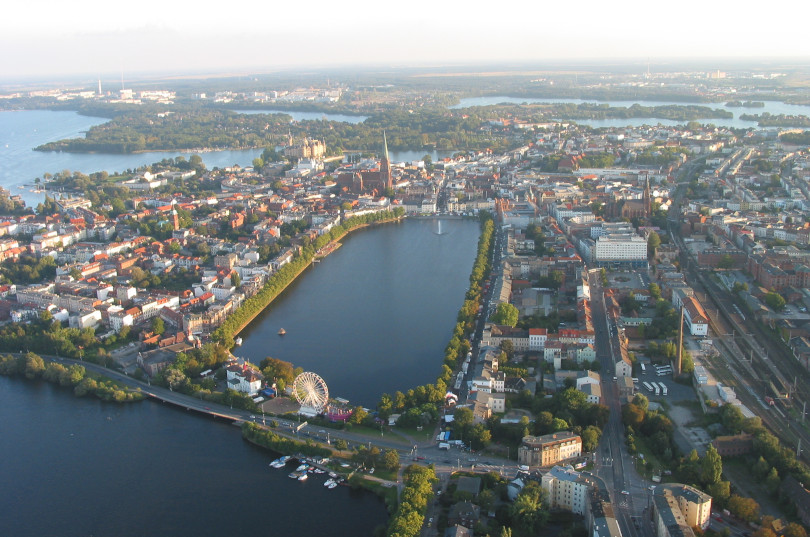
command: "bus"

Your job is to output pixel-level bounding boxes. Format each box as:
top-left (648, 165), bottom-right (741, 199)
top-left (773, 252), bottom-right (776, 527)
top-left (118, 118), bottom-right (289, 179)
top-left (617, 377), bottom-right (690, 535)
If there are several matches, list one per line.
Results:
top-left (660, 383), bottom-right (668, 396)
top-left (643, 382), bottom-right (654, 393)
top-left (653, 383), bottom-right (661, 396)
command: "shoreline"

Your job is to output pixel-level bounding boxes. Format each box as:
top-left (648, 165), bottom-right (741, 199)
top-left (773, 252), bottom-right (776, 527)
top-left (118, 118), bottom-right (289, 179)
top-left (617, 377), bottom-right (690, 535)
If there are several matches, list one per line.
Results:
top-left (229, 214), bottom-right (404, 340)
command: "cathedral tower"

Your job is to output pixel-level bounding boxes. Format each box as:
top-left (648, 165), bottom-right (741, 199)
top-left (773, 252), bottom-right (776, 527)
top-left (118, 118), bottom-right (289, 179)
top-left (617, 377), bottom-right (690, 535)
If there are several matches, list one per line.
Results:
top-left (380, 131), bottom-right (392, 191)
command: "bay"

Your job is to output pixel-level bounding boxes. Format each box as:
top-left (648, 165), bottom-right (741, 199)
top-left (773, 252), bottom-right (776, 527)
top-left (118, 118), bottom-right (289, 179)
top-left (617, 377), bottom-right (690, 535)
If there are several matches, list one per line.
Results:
top-left (235, 217), bottom-right (481, 407)
top-left (451, 96), bottom-right (810, 129)
top-left (0, 376), bottom-right (389, 537)
top-left (0, 110), bottom-right (262, 207)
top-left (234, 109), bottom-right (367, 124)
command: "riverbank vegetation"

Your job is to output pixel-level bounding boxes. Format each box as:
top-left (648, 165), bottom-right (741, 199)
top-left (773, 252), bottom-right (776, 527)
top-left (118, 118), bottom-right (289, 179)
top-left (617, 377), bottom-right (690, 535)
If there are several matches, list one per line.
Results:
top-left (32, 99), bottom-right (736, 157)
top-left (0, 309), bottom-right (133, 366)
top-left (386, 465), bottom-right (437, 537)
top-left (0, 352), bottom-right (144, 402)
top-left (374, 213), bottom-right (494, 437)
top-left (241, 421), bottom-right (332, 458)
top-left (739, 112), bottom-right (810, 127)
top-left (212, 207), bottom-right (405, 349)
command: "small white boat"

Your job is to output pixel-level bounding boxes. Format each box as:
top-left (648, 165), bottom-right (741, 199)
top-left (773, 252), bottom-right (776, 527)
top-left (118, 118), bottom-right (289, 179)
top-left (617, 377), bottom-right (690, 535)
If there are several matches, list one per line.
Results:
top-left (324, 478), bottom-right (335, 487)
top-left (295, 464), bottom-right (309, 472)
top-left (269, 455), bottom-right (291, 468)
top-left (235, 337), bottom-right (243, 346)
top-left (297, 472), bottom-right (309, 481)
top-left (327, 482), bottom-right (338, 489)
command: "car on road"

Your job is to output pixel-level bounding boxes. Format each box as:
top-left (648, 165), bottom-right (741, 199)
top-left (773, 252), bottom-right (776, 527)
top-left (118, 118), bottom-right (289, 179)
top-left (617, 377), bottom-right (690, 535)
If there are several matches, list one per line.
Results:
top-left (621, 490), bottom-right (630, 495)
top-left (249, 415), bottom-right (256, 419)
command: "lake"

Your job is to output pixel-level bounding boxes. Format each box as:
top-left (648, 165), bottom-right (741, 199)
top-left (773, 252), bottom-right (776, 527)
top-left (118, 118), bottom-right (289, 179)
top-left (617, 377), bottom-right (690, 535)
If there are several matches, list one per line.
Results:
top-left (0, 110), bottom-right (450, 208)
top-left (235, 217), bottom-right (481, 407)
top-left (0, 376), bottom-right (389, 537)
top-left (451, 96), bottom-right (810, 129)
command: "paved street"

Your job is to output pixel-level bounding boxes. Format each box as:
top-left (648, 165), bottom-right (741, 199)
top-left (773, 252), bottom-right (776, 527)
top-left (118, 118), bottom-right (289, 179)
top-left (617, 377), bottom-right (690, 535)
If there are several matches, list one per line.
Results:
top-left (589, 270), bottom-right (653, 537)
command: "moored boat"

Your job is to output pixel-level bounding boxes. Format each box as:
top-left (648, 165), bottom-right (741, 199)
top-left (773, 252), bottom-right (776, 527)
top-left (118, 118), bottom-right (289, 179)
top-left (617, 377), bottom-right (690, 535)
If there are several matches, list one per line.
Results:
top-left (269, 455), bottom-right (291, 468)
top-left (278, 328), bottom-right (286, 335)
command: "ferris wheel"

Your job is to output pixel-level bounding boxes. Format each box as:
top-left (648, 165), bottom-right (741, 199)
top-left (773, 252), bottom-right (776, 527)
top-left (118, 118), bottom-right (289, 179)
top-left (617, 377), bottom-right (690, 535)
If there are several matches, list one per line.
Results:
top-left (292, 372), bottom-right (329, 414)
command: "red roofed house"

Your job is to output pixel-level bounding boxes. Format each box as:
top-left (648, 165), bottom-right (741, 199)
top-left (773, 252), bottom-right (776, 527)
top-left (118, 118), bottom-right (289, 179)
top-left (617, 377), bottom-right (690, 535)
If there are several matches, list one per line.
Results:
top-left (682, 296), bottom-right (709, 336)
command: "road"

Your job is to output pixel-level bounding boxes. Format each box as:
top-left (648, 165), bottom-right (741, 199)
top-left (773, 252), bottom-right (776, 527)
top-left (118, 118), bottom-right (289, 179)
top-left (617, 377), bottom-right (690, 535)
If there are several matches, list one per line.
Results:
top-left (589, 270), bottom-right (652, 537)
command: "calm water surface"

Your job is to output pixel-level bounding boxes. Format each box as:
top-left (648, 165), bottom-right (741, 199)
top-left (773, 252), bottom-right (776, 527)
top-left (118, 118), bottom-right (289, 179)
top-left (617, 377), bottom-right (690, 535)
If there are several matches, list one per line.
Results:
top-left (235, 218), bottom-right (481, 407)
top-left (452, 96), bottom-right (810, 129)
top-left (0, 376), bottom-right (388, 537)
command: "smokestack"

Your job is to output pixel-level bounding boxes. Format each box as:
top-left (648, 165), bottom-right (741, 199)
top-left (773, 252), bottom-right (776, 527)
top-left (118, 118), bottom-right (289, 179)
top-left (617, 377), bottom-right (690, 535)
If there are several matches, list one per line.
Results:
top-left (675, 306), bottom-right (684, 377)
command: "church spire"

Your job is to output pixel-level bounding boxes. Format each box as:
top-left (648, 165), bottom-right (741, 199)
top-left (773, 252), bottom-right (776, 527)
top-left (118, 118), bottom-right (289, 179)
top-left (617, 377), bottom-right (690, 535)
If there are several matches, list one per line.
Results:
top-left (380, 131), bottom-right (392, 192)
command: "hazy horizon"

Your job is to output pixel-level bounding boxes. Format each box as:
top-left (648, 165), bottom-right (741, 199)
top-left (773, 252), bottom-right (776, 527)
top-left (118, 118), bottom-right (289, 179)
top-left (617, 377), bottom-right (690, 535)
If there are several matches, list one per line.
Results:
top-left (4, 0), bottom-right (810, 83)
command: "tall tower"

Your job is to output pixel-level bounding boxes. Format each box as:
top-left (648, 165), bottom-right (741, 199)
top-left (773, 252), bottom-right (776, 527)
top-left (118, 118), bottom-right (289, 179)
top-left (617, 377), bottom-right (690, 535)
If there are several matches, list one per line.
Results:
top-left (675, 306), bottom-right (684, 377)
top-left (98, 78), bottom-right (102, 96)
top-left (380, 131), bottom-right (392, 191)
top-left (643, 175), bottom-right (651, 217)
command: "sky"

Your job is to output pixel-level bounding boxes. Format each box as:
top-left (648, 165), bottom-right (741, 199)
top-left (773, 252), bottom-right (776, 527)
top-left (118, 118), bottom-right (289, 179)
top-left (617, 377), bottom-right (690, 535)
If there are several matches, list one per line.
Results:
top-left (2, 0), bottom-right (809, 80)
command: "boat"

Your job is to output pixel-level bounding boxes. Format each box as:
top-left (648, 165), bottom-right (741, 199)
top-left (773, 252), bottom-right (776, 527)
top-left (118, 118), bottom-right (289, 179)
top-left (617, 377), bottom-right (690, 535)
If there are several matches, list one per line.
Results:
top-left (313, 468), bottom-right (325, 474)
top-left (235, 337), bottom-right (243, 346)
top-left (278, 328), bottom-right (286, 336)
top-left (269, 455), bottom-right (291, 468)
top-left (327, 482), bottom-right (338, 489)
top-left (288, 471), bottom-right (301, 479)
top-left (324, 478), bottom-right (335, 487)
top-left (295, 464), bottom-right (309, 472)
top-left (297, 472), bottom-right (309, 481)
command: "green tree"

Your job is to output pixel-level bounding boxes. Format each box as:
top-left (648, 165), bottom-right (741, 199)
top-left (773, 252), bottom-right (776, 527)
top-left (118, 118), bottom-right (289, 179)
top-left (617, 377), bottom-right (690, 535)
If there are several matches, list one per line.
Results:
top-left (477, 488), bottom-right (495, 513)
top-left (151, 317), bottom-right (165, 336)
top-left (700, 445), bottom-right (723, 486)
top-left (622, 403), bottom-right (645, 429)
top-left (469, 423), bottom-right (492, 450)
top-left (647, 231), bottom-right (661, 259)
top-left (581, 425), bottom-right (602, 452)
top-left (491, 303), bottom-right (519, 327)
top-left (454, 407), bottom-right (474, 429)
top-left (349, 406), bottom-right (369, 425)
top-left (230, 271), bottom-right (241, 288)
top-left (784, 523), bottom-right (808, 537)
top-left (632, 393), bottom-right (649, 413)
top-left (510, 481), bottom-right (548, 536)
top-left (727, 494), bottom-right (760, 523)
top-left (764, 467), bottom-right (780, 494)
top-left (23, 352), bottom-right (45, 379)
top-left (164, 368), bottom-right (187, 390)
top-left (764, 292), bottom-right (785, 311)
top-left (382, 449), bottom-right (400, 471)
top-left (707, 480), bottom-right (731, 504)
top-left (718, 254), bottom-right (734, 269)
